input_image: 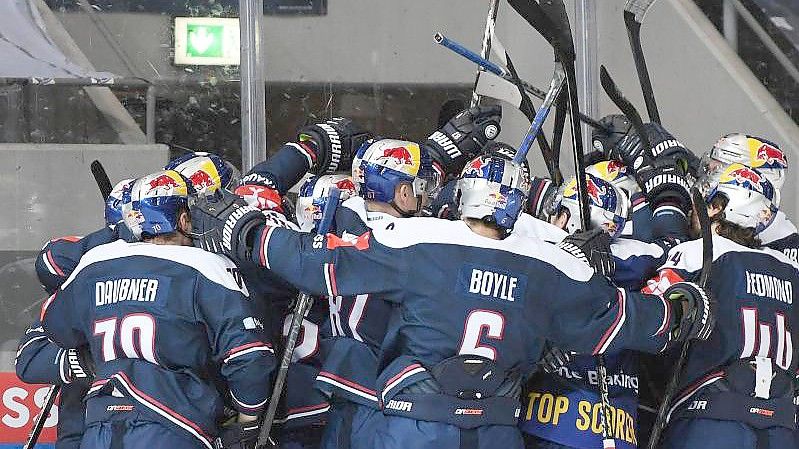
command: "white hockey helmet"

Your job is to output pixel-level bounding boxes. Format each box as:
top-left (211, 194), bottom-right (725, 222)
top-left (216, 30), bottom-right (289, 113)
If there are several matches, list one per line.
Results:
top-left (456, 153), bottom-right (531, 231)
top-left (295, 174), bottom-right (357, 232)
top-left (701, 133), bottom-right (787, 190)
top-left (702, 163), bottom-right (779, 233)
top-left (586, 160), bottom-right (641, 196)
top-left (553, 173), bottom-right (630, 238)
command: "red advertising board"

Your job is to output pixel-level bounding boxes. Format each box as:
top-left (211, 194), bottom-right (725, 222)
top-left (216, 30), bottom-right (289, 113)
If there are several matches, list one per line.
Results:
top-left (0, 373), bottom-right (56, 444)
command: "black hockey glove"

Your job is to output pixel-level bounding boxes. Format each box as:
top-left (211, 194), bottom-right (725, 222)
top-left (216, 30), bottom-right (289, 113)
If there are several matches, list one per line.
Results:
top-left (612, 123), bottom-right (695, 214)
top-left (591, 114), bottom-right (632, 158)
top-left (59, 346), bottom-right (94, 385)
top-left (556, 229), bottom-right (615, 277)
top-left (215, 421), bottom-right (261, 449)
top-left (191, 190), bottom-right (265, 261)
top-left (298, 117), bottom-right (372, 174)
top-left (666, 282), bottom-right (714, 342)
top-left (424, 105), bottom-right (502, 175)
top-left (538, 342), bottom-right (576, 374)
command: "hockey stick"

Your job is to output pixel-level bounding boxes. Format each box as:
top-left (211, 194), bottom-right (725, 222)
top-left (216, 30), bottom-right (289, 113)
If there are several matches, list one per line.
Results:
top-left (90, 160), bottom-right (113, 200)
top-left (624, 0), bottom-right (661, 124)
top-left (646, 187), bottom-right (713, 449)
top-left (434, 33), bottom-right (607, 130)
top-left (256, 188), bottom-right (341, 448)
top-left (599, 66), bottom-right (653, 151)
top-left (471, 0), bottom-right (500, 108)
top-left (23, 384), bottom-right (59, 449)
top-left (509, 2), bottom-right (616, 447)
top-left (549, 88), bottom-right (568, 186)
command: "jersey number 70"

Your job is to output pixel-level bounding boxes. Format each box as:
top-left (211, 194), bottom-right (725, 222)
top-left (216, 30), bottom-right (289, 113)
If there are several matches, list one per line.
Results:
top-left (93, 314), bottom-right (157, 364)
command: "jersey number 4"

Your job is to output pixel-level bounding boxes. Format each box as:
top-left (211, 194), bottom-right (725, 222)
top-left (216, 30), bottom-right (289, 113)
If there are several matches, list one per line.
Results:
top-left (458, 309), bottom-right (505, 361)
top-left (740, 308), bottom-right (793, 369)
top-left (93, 314), bottom-right (157, 364)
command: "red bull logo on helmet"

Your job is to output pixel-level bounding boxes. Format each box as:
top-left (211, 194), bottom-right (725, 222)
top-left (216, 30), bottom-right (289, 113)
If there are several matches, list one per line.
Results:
top-left (143, 171), bottom-right (187, 197)
top-left (370, 139), bottom-right (421, 175)
top-left (721, 164), bottom-right (765, 193)
top-left (755, 142), bottom-right (787, 169)
top-left (563, 175), bottom-right (609, 207)
top-left (334, 178), bottom-right (357, 195)
top-left (463, 156), bottom-right (490, 178)
top-left (381, 147), bottom-right (414, 166)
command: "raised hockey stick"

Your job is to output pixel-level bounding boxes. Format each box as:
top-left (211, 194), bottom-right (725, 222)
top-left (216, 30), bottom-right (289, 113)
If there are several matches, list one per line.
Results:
top-left (646, 188), bottom-right (713, 449)
top-left (23, 384), bottom-right (59, 449)
top-left (624, 0), bottom-right (661, 124)
top-left (471, 0), bottom-right (500, 108)
top-left (599, 66), bottom-right (653, 151)
top-left (256, 188), bottom-right (341, 448)
top-left (90, 160), bottom-right (113, 200)
top-left (434, 33), bottom-right (607, 130)
top-left (509, 2), bottom-right (615, 448)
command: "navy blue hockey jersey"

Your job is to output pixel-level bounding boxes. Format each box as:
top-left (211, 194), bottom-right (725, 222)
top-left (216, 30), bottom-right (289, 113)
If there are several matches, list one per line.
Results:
top-left (252, 217), bottom-right (677, 408)
top-left (40, 240), bottom-right (275, 449)
top-left (36, 227), bottom-right (117, 294)
top-left (760, 211), bottom-right (799, 264)
top-left (644, 236), bottom-right (799, 422)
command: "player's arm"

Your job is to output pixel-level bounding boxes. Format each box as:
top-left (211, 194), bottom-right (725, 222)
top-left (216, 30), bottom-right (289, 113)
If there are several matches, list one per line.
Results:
top-left (195, 274), bottom-right (275, 417)
top-left (40, 280), bottom-right (87, 351)
top-left (35, 227), bottom-right (117, 294)
top-left (16, 319), bottom-right (93, 386)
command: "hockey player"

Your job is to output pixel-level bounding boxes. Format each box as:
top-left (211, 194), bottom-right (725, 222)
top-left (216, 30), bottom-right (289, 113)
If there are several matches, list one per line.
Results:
top-left (40, 170), bottom-right (274, 449)
top-left (699, 133), bottom-right (797, 263)
top-left (645, 163), bottom-right (796, 449)
top-left (189, 149), bottom-right (713, 449)
top-left (520, 174), bottom-right (673, 449)
top-left (19, 178), bottom-right (134, 449)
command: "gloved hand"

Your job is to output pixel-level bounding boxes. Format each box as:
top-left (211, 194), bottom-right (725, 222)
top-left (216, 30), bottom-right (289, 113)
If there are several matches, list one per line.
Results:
top-left (666, 282), bottom-right (714, 342)
top-left (298, 117), bottom-right (372, 174)
top-left (557, 228), bottom-right (615, 277)
top-left (215, 421), bottom-right (261, 449)
top-left (424, 105), bottom-right (502, 175)
top-left (610, 122), bottom-right (694, 213)
top-left (59, 346), bottom-right (94, 385)
top-left (591, 114), bottom-right (632, 157)
top-left (191, 190), bottom-right (265, 261)
top-left (538, 342), bottom-right (576, 374)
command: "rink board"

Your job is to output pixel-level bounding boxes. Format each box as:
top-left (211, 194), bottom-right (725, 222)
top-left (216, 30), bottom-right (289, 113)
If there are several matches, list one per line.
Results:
top-left (0, 373), bottom-right (56, 447)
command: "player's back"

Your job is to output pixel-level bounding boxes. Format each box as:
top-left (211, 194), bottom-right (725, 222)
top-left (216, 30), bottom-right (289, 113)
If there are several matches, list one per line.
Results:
top-left (760, 210), bottom-right (799, 264)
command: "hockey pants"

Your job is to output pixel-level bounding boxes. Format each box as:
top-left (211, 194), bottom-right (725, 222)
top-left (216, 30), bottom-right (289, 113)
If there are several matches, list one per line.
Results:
top-left (374, 415), bottom-right (523, 449)
top-left (319, 400), bottom-right (384, 449)
top-left (660, 418), bottom-right (795, 449)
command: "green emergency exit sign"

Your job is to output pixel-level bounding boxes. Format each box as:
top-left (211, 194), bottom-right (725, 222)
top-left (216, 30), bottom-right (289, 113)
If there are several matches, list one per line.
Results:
top-left (174, 18), bottom-right (240, 66)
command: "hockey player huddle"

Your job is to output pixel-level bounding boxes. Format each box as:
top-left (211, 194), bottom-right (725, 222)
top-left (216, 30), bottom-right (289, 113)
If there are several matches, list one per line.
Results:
top-left (17, 105), bottom-right (799, 449)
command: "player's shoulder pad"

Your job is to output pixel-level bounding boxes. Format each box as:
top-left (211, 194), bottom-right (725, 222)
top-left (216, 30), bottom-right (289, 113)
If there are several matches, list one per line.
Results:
top-left (369, 217), bottom-right (595, 281)
top-left (61, 240), bottom-right (249, 296)
top-left (662, 234), bottom-right (799, 273)
top-left (512, 213), bottom-right (568, 244)
top-left (341, 196), bottom-right (397, 231)
top-left (759, 210), bottom-right (798, 245)
top-left (611, 238), bottom-right (664, 261)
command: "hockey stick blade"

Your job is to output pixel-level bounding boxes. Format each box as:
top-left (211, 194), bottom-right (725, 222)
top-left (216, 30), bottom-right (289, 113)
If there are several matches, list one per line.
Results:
top-left (624, 0), bottom-right (661, 123)
top-left (23, 384), bottom-right (60, 449)
top-left (471, 0), bottom-right (500, 108)
top-left (508, 0), bottom-right (575, 62)
top-left (90, 160), bottom-right (113, 200)
top-left (256, 189), bottom-right (341, 448)
top-left (599, 65), bottom-right (652, 150)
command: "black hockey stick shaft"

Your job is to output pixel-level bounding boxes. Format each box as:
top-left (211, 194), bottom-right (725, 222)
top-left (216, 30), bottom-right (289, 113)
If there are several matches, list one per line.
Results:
top-left (600, 66), bottom-right (653, 150)
top-left (550, 88), bottom-right (568, 186)
top-left (624, 0), bottom-right (661, 124)
top-left (90, 160), bottom-right (113, 200)
top-left (23, 384), bottom-right (60, 449)
top-left (647, 188), bottom-right (713, 449)
top-left (471, 0), bottom-right (501, 108)
top-left (256, 189), bottom-right (341, 448)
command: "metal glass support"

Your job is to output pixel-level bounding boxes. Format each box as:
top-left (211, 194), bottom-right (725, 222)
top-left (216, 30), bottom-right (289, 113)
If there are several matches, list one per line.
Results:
top-left (730, 0), bottom-right (799, 85)
top-left (240, 0), bottom-right (267, 171)
top-left (573, 0), bottom-right (598, 154)
top-left (146, 85), bottom-right (156, 144)
top-left (723, 0), bottom-right (738, 52)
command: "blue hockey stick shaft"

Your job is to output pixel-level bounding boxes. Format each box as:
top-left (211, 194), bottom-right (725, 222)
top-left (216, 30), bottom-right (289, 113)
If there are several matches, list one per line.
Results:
top-left (435, 33), bottom-right (508, 78)
top-left (514, 63), bottom-right (566, 164)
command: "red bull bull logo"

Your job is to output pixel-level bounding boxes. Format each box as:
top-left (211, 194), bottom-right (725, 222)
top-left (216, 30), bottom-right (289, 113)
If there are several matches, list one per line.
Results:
top-left (147, 174), bottom-right (181, 193)
top-left (334, 178), bottom-right (357, 195)
top-left (464, 157), bottom-right (488, 177)
top-left (188, 170), bottom-right (216, 191)
top-left (585, 177), bottom-right (607, 206)
top-left (727, 167), bottom-right (764, 192)
top-left (380, 146), bottom-right (414, 166)
top-left (756, 143), bottom-right (787, 168)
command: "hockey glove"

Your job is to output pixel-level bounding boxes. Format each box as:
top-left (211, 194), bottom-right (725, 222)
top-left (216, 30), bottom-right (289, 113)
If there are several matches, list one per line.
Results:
top-left (298, 117), bottom-right (372, 174)
top-left (557, 229), bottom-right (615, 277)
top-left (216, 421), bottom-right (262, 449)
top-left (538, 342), bottom-right (576, 374)
top-left (424, 105), bottom-right (502, 175)
top-left (666, 282), bottom-right (714, 342)
top-left (591, 114), bottom-right (632, 158)
top-left (59, 346), bottom-right (94, 385)
top-left (191, 190), bottom-right (265, 261)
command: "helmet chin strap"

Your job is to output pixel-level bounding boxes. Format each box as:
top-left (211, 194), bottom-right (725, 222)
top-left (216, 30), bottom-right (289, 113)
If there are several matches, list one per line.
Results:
top-left (389, 200), bottom-right (416, 218)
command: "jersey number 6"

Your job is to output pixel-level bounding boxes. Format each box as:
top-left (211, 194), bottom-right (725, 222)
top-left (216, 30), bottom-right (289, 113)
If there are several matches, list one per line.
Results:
top-left (93, 314), bottom-right (157, 364)
top-left (458, 309), bottom-right (505, 361)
